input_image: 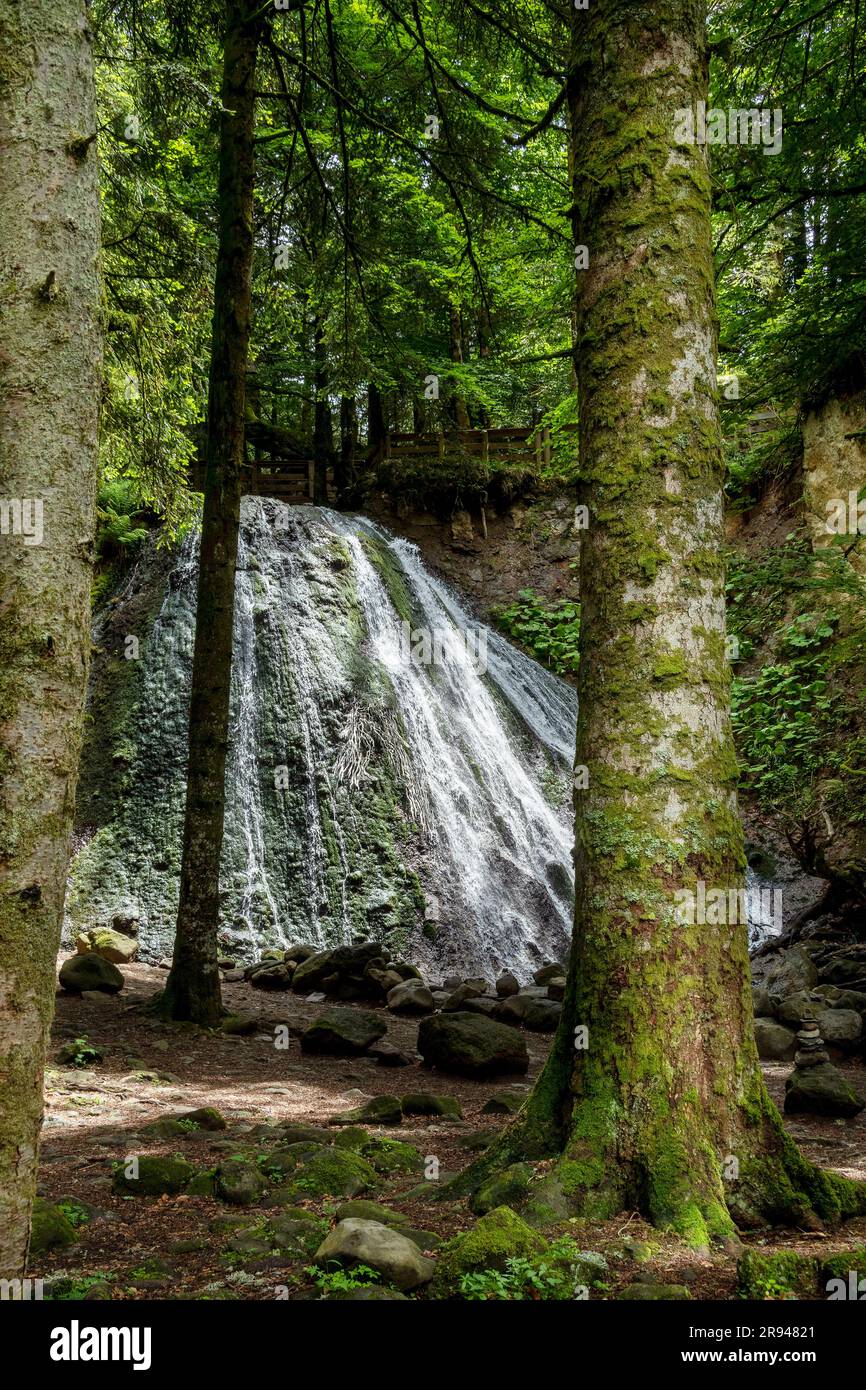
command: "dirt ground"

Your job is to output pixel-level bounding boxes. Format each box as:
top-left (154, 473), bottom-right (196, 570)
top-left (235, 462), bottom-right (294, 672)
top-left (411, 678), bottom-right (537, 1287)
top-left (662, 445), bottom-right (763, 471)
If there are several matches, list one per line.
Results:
top-left (31, 960), bottom-right (866, 1301)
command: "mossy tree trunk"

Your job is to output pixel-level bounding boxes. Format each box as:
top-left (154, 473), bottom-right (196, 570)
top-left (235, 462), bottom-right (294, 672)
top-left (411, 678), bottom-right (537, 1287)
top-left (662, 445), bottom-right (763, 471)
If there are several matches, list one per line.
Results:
top-left (162, 0), bottom-right (263, 1025)
top-left (0, 0), bottom-right (102, 1276)
top-left (475, 0), bottom-right (866, 1247)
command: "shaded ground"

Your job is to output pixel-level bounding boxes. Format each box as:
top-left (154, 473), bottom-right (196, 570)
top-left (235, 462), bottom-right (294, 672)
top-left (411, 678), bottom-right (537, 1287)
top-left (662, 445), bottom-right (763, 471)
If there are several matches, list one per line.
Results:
top-left (31, 960), bottom-right (866, 1301)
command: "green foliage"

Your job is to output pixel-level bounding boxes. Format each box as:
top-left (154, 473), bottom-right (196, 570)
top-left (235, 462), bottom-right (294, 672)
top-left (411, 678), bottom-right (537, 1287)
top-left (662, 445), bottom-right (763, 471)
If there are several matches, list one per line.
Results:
top-left (305, 1262), bottom-right (382, 1294)
top-left (96, 478), bottom-right (149, 557)
top-left (494, 589), bottom-right (580, 676)
top-left (57, 1199), bottom-right (91, 1230)
top-left (458, 1236), bottom-right (588, 1301)
top-left (61, 1036), bottom-right (102, 1069)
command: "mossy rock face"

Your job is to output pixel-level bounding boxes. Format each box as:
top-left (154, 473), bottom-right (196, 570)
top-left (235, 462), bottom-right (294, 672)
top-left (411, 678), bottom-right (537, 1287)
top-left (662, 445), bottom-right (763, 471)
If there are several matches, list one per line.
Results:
top-left (273, 1147), bottom-right (378, 1202)
top-left (363, 1138), bottom-right (423, 1176)
top-left (215, 1158), bottom-right (267, 1207)
top-left (429, 1206), bottom-right (547, 1298)
top-left (470, 1162), bottom-right (535, 1216)
top-left (112, 1155), bottom-right (196, 1196)
top-left (736, 1250), bottom-right (819, 1300)
top-left (335, 1199), bottom-right (409, 1226)
top-left (29, 1199), bottom-right (79, 1253)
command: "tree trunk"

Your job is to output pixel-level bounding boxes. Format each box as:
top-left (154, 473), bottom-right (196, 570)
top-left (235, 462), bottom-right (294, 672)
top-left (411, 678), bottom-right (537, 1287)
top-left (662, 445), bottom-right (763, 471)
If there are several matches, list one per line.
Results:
top-left (465, 0), bottom-right (866, 1246)
top-left (367, 382), bottom-right (386, 453)
top-left (336, 394), bottom-right (357, 506)
top-left (0, 0), bottom-right (102, 1277)
top-left (449, 306), bottom-right (471, 429)
top-left (312, 318), bottom-right (331, 505)
top-left (162, 0), bottom-right (262, 1025)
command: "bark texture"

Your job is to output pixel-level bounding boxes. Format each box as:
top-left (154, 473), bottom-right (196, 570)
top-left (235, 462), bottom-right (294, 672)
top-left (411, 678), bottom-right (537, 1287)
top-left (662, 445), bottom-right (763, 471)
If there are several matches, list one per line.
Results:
top-left (0, 0), bottom-right (102, 1276)
top-left (163, 0), bottom-right (262, 1024)
top-left (463, 0), bottom-right (866, 1246)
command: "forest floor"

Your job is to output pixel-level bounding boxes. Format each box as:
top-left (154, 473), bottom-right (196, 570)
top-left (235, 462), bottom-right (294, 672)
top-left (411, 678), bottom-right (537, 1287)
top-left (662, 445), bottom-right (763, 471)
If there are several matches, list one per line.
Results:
top-left (32, 959), bottom-right (866, 1302)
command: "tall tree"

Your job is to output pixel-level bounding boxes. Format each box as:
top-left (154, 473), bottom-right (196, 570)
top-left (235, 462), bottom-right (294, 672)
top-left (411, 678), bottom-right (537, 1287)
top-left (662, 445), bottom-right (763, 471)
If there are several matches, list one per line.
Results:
top-left (161, 0), bottom-right (264, 1024)
top-left (463, 0), bottom-right (866, 1245)
top-left (0, 0), bottom-right (102, 1276)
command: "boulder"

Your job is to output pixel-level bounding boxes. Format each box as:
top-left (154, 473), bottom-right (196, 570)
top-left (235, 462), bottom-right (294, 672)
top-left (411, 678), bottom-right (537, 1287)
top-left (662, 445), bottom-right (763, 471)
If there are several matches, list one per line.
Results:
top-left (248, 961), bottom-right (294, 991)
top-left (113, 1155), bottom-right (196, 1196)
top-left (29, 1199), bottom-right (78, 1253)
top-left (816, 1008), bottom-right (862, 1049)
top-left (335, 1200), bottom-right (409, 1226)
top-left (533, 963), bottom-right (565, 986)
top-left (546, 977), bottom-right (566, 1002)
top-left (495, 971), bottom-right (520, 998)
top-left (369, 1040), bottom-right (414, 1067)
top-left (387, 980), bottom-right (435, 1015)
top-left (300, 1007), bottom-right (387, 1056)
top-left (75, 927), bottom-right (138, 964)
top-left (784, 1062), bottom-right (866, 1118)
top-left (481, 1089), bottom-right (526, 1116)
top-left (272, 1147), bottom-right (377, 1201)
top-left (284, 943), bottom-right (317, 963)
top-left (522, 998), bottom-right (562, 1032)
top-left (329, 1095), bottom-right (403, 1127)
top-left (215, 1158), bottom-right (267, 1206)
top-left (618, 1283), bottom-right (691, 1300)
top-left (59, 953), bottom-right (123, 995)
top-left (429, 1206), bottom-right (545, 1298)
top-left (764, 946), bottom-right (819, 1004)
top-left (470, 1162), bottom-right (535, 1216)
top-left (400, 1092), bottom-right (462, 1119)
top-left (291, 949), bottom-right (337, 993)
top-left (313, 1219), bottom-right (436, 1291)
top-left (442, 981), bottom-right (489, 1010)
top-left (417, 1012), bottom-right (529, 1078)
top-left (753, 1017), bottom-right (797, 1061)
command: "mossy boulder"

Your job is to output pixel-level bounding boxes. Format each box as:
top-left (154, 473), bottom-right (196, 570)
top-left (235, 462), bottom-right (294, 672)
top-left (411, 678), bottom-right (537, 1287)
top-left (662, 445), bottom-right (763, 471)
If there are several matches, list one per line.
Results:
top-left (29, 1199), bottom-right (78, 1253)
top-left (178, 1107), bottom-right (227, 1131)
top-left (401, 1092), bottom-right (462, 1119)
top-left (429, 1206), bottom-right (546, 1298)
top-left (220, 1013), bottom-right (258, 1035)
top-left (784, 1062), bottom-right (865, 1117)
top-left (363, 1138), bottom-right (424, 1176)
top-left (330, 1095), bottom-right (402, 1126)
top-left (76, 927), bottom-right (138, 964)
top-left (279, 1123), bottom-right (332, 1146)
top-left (274, 1147), bottom-right (378, 1201)
top-left (332, 1126), bottom-right (371, 1151)
top-left (736, 1250), bottom-right (819, 1299)
top-left (215, 1158), bottom-right (267, 1206)
top-left (417, 1012), bottom-right (529, 1078)
top-left (335, 1199), bottom-right (409, 1226)
top-left (59, 953), bottom-right (123, 995)
top-left (469, 1162), bottom-right (535, 1216)
top-left (112, 1155), bottom-right (196, 1196)
top-left (481, 1090), bottom-right (526, 1116)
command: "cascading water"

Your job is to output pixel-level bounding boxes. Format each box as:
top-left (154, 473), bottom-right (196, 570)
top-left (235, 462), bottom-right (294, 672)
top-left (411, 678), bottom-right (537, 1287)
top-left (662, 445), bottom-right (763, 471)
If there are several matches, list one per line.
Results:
top-left (69, 498), bottom-right (577, 978)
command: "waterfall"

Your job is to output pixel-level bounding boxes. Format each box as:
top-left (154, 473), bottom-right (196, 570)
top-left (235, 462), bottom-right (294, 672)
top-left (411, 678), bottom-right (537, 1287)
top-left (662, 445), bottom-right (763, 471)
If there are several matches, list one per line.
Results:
top-left (69, 498), bottom-right (577, 978)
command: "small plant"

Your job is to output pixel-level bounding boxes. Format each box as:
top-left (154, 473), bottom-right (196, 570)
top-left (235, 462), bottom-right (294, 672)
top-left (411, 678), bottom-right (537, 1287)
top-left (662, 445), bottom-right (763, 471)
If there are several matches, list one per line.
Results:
top-left (494, 589), bottom-right (580, 677)
top-left (458, 1236), bottom-right (589, 1301)
top-left (60, 1036), bottom-right (102, 1068)
top-left (57, 1198), bottom-right (91, 1230)
top-left (305, 1262), bottom-right (382, 1295)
